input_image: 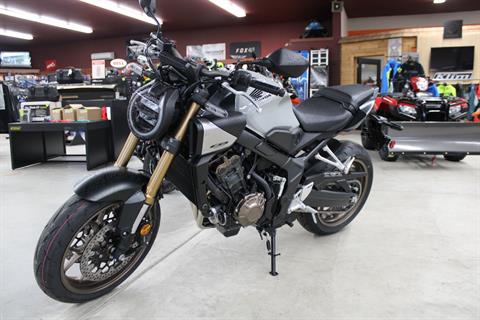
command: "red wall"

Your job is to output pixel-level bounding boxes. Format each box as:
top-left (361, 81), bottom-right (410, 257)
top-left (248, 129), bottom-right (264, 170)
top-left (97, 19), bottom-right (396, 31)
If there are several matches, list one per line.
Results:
top-left (26, 21), bottom-right (305, 71)
top-left (23, 18), bottom-right (342, 85)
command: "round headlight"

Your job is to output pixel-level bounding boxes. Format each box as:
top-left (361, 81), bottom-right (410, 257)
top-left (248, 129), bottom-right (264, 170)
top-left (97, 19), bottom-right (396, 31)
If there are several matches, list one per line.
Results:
top-left (127, 82), bottom-right (179, 140)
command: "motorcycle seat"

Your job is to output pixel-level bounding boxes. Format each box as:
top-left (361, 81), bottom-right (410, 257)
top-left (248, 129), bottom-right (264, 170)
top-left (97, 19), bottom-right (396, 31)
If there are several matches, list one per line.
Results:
top-left (293, 85), bottom-right (375, 132)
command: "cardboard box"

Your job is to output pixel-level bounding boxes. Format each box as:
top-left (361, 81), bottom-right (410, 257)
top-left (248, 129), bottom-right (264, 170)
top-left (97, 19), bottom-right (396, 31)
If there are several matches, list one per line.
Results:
top-left (63, 104), bottom-right (83, 121)
top-left (77, 107), bottom-right (102, 121)
top-left (50, 108), bottom-right (63, 121)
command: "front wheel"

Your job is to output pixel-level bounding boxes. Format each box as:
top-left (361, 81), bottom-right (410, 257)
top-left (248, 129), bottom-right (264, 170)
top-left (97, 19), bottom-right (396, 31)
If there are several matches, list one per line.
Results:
top-left (34, 195), bottom-right (160, 303)
top-left (297, 141), bottom-right (373, 235)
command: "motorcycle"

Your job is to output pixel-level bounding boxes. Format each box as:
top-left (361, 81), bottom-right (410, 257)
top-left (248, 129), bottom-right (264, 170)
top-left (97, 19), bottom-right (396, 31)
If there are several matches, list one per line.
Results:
top-left (34, 0), bottom-right (378, 303)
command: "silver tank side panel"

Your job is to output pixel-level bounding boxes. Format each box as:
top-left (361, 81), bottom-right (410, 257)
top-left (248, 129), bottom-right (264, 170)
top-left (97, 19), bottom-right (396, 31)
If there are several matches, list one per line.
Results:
top-left (235, 71), bottom-right (300, 137)
top-left (198, 118), bottom-right (237, 155)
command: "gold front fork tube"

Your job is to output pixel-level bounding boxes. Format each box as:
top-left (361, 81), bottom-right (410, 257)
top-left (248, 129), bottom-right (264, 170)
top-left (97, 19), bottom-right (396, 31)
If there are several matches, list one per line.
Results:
top-left (144, 102), bottom-right (201, 205)
top-left (115, 133), bottom-right (139, 168)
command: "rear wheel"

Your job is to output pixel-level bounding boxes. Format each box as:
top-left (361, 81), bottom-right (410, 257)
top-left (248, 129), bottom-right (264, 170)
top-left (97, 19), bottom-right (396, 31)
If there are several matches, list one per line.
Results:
top-left (34, 195), bottom-right (160, 303)
top-left (444, 154), bottom-right (466, 162)
top-left (297, 141), bottom-right (373, 235)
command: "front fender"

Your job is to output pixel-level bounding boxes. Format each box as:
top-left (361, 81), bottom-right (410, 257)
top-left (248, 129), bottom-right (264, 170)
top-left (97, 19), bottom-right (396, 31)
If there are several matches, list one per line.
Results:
top-left (74, 167), bottom-right (149, 202)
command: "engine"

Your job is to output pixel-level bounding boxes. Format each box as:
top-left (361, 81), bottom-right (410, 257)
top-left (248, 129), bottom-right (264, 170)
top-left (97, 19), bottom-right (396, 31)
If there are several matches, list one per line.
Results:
top-left (208, 153), bottom-right (266, 236)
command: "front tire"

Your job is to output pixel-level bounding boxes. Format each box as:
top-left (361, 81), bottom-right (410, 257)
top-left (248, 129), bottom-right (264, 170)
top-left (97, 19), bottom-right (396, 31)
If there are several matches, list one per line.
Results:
top-left (34, 195), bottom-right (160, 303)
top-left (297, 141), bottom-right (373, 235)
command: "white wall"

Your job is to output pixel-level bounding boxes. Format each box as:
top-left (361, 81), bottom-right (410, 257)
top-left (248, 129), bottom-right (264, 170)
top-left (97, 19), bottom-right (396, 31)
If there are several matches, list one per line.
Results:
top-left (341, 9), bottom-right (348, 38)
top-left (415, 26), bottom-right (480, 80)
top-left (348, 11), bottom-right (480, 32)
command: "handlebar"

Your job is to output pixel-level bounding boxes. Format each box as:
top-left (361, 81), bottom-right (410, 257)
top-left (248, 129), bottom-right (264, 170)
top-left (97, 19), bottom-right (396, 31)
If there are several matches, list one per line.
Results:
top-left (249, 79), bottom-right (285, 97)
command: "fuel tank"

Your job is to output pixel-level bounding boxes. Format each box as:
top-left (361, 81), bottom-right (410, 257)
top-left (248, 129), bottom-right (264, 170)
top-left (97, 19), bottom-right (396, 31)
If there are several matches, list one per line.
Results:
top-left (235, 71), bottom-right (300, 136)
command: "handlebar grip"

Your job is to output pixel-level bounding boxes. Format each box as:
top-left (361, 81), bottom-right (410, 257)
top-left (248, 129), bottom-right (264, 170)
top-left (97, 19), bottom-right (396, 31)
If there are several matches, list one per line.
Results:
top-left (159, 51), bottom-right (189, 74)
top-left (249, 80), bottom-right (285, 97)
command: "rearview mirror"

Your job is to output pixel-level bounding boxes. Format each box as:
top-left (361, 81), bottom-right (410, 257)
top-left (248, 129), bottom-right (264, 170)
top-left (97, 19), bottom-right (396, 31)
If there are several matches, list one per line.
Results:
top-left (138, 0), bottom-right (156, 17)
top-left (265, 48), bottom-right (309, 78)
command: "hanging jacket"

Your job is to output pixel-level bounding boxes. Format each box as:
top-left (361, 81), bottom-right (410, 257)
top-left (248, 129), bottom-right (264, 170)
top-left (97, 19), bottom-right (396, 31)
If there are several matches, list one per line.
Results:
top-left (427, 84), bottom-right (439, 97)
top-left (381, 59), bottom-right (401, 95)
top-left (437, 84), bottom-right (457, 97)
top-left (468, 84), bottom-right (479, 118)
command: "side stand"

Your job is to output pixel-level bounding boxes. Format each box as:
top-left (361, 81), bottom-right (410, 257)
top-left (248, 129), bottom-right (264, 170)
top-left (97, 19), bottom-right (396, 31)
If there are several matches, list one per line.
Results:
top-left (265, 228), bottom-right (280, 276)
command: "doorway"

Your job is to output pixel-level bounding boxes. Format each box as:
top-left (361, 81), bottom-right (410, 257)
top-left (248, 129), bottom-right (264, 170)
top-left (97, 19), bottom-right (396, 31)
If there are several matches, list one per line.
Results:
top-left (356, 57), bottom-right (382, 87)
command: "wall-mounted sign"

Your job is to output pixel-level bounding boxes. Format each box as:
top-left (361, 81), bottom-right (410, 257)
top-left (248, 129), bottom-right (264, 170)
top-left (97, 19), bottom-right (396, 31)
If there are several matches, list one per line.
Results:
top-left (444, 20), bottom-right (463, 39)
top-left (186, 45), bottom-right (204, 59)
top-left (44, 59), bottom-right (57, 72)
top-left (387, 38), bottom-right (402, 59)
top-left (432, 72), bottom-right (472, 81)
top-left (92, 59), bottom-right (106, 79)
top-left (110, 58), bottom-right (127, 69)
top-left (91, 52), bottom-right (115, 60)
top-left (202, 43), bottom-right (226, 60)
top-left (230, 41), bottom-right (261, 59)
top-left (186, 43), bottom-right (226, 60)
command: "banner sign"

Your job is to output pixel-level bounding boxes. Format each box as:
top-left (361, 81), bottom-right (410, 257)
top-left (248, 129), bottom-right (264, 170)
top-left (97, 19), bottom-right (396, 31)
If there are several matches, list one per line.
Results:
top-left (432, 72), bottom-right (472, 81)
top-left (202, 43), bottom-right (226, 60)
top-left (186, 43), bottom-right (226, 60)
top-left (230, 41), bottom-right (261, 59)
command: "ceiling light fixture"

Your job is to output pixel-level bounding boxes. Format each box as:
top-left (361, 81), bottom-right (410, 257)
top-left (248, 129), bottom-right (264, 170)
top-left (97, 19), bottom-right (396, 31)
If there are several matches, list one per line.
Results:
top-left (433, 0), bottom-right (446, 4)
top-left (208, 0), bottom-right (246, 18)
top-left (78, 0), bottom-right (163, 25)
top-left (0, 28), bottom-right (34, 40)
top-left (0, 5), bottom-right (93, 33)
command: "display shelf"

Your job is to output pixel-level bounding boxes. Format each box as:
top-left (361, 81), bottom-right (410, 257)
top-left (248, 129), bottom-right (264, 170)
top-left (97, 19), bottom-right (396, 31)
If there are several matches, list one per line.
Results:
top-left (0, 68), bottom-right (40, 75)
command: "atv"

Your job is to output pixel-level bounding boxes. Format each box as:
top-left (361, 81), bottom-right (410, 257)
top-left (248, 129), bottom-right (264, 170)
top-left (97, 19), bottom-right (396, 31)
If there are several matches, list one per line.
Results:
top-left (361, 76), bottom-right (480, 162)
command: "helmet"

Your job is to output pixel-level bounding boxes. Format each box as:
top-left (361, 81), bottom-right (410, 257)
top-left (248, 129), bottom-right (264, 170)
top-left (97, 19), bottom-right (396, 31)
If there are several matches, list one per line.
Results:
top-left (302, 20), bottom-right (328, 38)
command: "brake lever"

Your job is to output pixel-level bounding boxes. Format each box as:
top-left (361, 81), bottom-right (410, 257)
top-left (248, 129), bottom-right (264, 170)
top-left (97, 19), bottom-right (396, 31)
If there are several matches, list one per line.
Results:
top-left (221, 82), bottom-right (262, 113)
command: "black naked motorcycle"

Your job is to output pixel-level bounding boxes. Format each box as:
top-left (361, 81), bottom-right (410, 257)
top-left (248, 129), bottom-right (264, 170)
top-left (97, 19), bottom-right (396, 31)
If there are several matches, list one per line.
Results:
top-left (34, 0), bottom-right (379, 303)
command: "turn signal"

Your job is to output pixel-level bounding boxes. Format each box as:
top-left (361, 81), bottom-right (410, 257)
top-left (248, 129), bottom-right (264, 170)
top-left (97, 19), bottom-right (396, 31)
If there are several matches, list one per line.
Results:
top-left (139, 223), bottom-right (152, 236)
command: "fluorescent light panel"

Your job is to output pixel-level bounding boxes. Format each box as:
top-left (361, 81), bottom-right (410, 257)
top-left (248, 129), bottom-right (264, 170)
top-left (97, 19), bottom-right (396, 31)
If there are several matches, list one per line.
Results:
top-left (0, 28), bottom-right (33, 40)
top-left (433, 0), bottom-right (446, 3)
top-left (0, 5), bottom-right (92, 33)
top-left (208, 0), bottom-right (246, 18)
top-left (78, 0), bottom-right (162, 25)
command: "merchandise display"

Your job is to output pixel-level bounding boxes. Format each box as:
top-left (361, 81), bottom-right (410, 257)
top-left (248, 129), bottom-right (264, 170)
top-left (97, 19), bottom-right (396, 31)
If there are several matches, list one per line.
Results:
top-left (1, 0), bottom-right (480, 319)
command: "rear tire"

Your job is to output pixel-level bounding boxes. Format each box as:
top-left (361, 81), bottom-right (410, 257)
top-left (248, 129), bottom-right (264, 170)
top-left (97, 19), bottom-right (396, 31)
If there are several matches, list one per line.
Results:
top-left (444, 154), bottom-right (467, 162)
top-left (34, 195), bottom-right (160, 303)
top-left (379, 144), bottom-right (399, 162)
top-left (297, 141), bottom-right (373, 235)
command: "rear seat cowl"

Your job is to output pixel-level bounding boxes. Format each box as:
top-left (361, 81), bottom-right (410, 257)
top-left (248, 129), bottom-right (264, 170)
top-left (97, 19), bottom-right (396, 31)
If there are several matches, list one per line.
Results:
top-left (314, 85), bottom-right (375, 110)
